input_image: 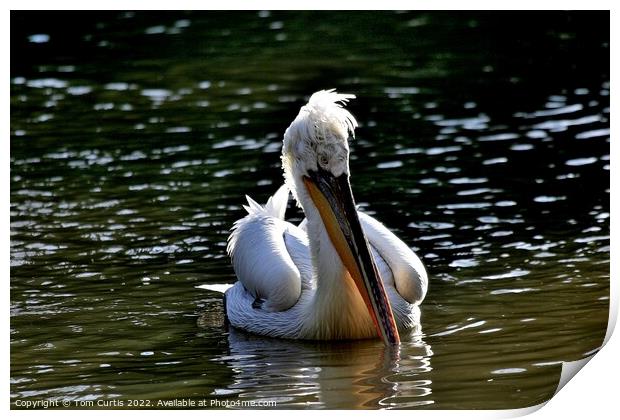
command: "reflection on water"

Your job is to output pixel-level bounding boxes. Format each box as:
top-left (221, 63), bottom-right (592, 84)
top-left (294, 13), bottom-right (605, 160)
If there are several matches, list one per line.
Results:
top-left (211, 329), bottom-right (433, 409)
top-left (11, 11), bottom-right (609, 409)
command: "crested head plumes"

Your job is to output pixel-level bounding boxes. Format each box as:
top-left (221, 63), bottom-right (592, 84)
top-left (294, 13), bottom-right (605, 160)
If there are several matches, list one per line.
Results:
top-left (281, 90), bottom-right (358, 198)
top-left (304, 89), bottom-right (358, 139)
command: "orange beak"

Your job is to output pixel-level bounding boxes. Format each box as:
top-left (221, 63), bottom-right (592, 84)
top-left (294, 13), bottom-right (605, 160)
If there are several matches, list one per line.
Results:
top-left (303, 168), bottom-right (400, 345)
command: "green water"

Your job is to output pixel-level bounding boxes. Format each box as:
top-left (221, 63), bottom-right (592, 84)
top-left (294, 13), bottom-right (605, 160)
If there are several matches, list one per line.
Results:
top-left (11, 11), bottom-right (609, 409)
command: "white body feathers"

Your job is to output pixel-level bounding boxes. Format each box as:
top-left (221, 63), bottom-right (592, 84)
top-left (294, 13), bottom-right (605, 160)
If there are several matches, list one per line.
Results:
top-left (226, 186), bottom-right (427, 339)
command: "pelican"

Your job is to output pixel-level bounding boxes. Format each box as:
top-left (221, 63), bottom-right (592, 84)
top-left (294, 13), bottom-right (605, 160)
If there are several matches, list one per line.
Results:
top-left (225, 90), bottom-right (428, 344)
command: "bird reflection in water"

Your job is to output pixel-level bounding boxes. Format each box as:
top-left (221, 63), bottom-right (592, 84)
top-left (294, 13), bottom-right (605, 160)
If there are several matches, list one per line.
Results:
top-left (203, 319), bottom-right (433, 409)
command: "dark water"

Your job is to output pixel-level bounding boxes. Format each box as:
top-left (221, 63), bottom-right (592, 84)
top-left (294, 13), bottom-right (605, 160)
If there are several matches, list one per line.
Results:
top-left (10, 11), bottom-right (609, 409)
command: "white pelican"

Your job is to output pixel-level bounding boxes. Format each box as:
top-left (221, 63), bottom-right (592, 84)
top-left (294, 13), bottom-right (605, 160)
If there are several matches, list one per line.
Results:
top-left (225, 90), bottom-right (428, 344)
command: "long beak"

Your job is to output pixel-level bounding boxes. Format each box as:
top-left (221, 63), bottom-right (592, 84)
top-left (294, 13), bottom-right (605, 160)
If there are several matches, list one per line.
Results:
top-left (303, 168), bottom-right (400, 345)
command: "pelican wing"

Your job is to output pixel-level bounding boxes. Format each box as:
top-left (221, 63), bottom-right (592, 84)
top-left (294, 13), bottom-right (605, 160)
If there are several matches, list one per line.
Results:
top-left (227, 185), bottom-right (312, 312)
top-left (358, 212), bottom-right (428, 305)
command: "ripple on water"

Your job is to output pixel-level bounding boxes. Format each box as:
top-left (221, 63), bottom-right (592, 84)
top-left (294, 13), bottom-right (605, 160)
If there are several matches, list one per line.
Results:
top-left (526, 130), bottom-right (548, 139)
top-left (26, 78), bottom-right (68, 89)
top-left (438, 202), bottom-right (492, 210)
top-left (490, 287), bottom-right (538, 295)
top-left (28, 33), bottom-right (50, 43)
top-left (425, 146), bottom-right (462, 155)
top-left (449, 177), bottom-right (488, 185)
top-left (478, 133), bottom-right (519, 142)
top-left (495, 200), bottom-right (516, 207)
top-left (575, 128), bottom-right (610, 140)
top-left (533, 115), bottom-right (602, 132)
top-left (434, 115), bottom-right (489, 130)
top-left (141, 89), bottom-right (173, 104)
top-left (384, 86), bottom-right (421, 97)
top-left (165, 126), bottom-right (192, 133)
top-left (66, 86), bottom-right (92, 96)
top-left (565, 157), bottom-right (598, 166)
top-left (377, 160), bottom-right (403, 169)
top-left (510, 143), bottom-right (534, 151)
top-left (479, 328), bottom-right (502, 334)
top-left (104, 82), bottom-right (135, 91)
top-left (457, 188), bottom-right (495, 196)
top-left (483, 157), bottom-right (508, 165)
top-left (449, 258), bottom-right (479, 268)
top-left (491, 368), bottom-right (527, 375)
top-left (431, 320), bottom-right (486, 337)
top-left (483, 268), bottom-right (530, 280)
top-left (534, 195), bottom-right (566, 203)
top-left (573, 235), bottom-right (609, 244)
top-left (408, 221), bottom-right (455, 230)
top-left (490, 230), bottom-right (514, 237)
top-left (516, 103), bottom-right (583, 118)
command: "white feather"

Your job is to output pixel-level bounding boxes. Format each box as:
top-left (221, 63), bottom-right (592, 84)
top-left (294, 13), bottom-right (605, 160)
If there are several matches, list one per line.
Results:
top-left (197, 283), bottom-right (233, 294)
top-left (263, 184), bottom-right (289, 220)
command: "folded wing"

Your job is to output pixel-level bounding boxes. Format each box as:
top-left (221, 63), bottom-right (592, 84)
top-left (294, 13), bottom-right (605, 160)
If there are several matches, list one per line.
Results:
top-left (358, 211), bottom-right (428, 305)
top-left (227, 185), bottom-right (311, 312)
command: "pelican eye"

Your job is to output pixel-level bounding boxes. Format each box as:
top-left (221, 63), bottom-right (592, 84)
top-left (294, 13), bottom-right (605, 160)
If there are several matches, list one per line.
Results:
top-left (319, 155), bottom-right (329, 167)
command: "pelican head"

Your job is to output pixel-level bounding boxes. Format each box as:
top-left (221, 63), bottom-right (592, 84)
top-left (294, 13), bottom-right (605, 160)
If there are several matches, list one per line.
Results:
top-left (281, 90), bottom-right (400, 344)
top-left (282, 89), bottom-right (356, 185)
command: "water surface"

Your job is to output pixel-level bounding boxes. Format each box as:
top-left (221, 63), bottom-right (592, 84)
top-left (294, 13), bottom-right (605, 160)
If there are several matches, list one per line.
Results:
top-left (11, 11), bottom-right (609, 409)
